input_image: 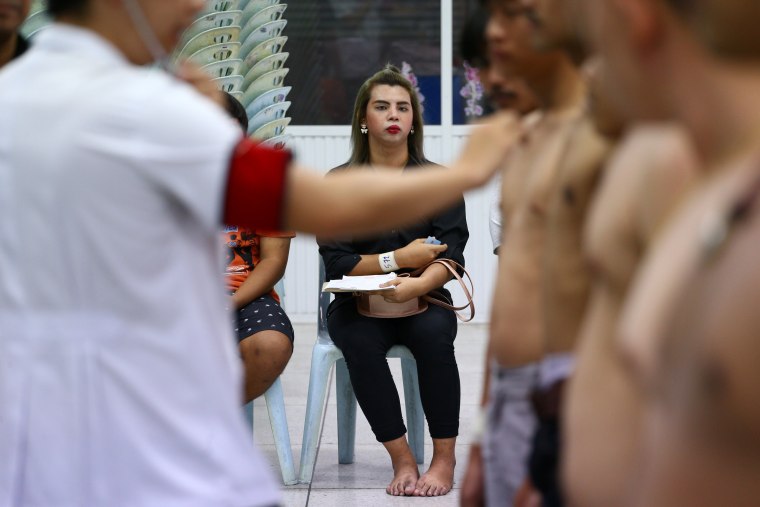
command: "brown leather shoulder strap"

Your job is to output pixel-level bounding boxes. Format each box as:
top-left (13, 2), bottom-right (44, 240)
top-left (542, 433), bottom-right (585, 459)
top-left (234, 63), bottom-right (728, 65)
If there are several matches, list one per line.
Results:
top-left (415, 258), bottom-right (475, 322)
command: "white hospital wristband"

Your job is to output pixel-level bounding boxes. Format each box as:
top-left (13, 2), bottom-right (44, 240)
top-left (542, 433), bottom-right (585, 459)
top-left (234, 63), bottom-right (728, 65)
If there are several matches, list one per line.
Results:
top-left (378, 251), bottom-right (399, 273)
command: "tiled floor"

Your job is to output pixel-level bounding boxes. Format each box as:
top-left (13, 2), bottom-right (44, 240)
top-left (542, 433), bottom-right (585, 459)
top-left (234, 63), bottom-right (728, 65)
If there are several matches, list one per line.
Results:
top-left (251, 322), bottom-right (489, 507)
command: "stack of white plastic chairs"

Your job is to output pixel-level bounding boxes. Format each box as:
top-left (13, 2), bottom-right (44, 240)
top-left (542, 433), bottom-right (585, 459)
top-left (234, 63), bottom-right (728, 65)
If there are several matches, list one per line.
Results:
top-left (20, 1), bottom-right (291, 150)
top-left (19, 0), bottom-right (50, 39)
top-left (176, 0), bottom-right (291, 149)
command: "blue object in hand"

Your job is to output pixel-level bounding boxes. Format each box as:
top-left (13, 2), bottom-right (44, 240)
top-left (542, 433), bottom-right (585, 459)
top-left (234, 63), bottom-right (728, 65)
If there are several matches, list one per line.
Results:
top-left (425, 236), bottom-right (442, 245)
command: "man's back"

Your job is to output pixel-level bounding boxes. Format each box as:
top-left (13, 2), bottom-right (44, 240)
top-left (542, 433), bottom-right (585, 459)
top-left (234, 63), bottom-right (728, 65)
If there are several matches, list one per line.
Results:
top-left (0, 24), bottom-right (279, 507)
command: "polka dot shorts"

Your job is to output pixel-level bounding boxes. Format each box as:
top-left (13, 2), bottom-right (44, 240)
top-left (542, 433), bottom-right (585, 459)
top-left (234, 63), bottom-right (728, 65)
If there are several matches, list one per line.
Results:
top-left (233, 293), bottom-right (294, 345)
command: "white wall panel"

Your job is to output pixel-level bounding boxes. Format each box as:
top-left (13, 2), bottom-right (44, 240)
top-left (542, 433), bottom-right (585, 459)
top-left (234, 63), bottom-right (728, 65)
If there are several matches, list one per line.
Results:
top-left (281, 128), bottom-right (497, 325)
top-left (280, 129), bottom-right (349, 323)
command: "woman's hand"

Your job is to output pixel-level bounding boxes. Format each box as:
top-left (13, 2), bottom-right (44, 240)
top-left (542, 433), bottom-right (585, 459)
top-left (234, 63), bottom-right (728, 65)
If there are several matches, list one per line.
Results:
top-left (395, 238), bottom-right (447, 269)
top-left (379, 277), bottom-right (427, 303)
top-left (379, 261), bottom-right (451, 302)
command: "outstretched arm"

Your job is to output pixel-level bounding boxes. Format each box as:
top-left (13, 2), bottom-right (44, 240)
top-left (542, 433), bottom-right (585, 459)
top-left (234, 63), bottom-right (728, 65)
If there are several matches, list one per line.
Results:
top-left (223, 112), bottom-right (520, 238)
top-left (284, 113), bottom-right (520, 237)
top-left (183, 63), bottom-right (520, 239)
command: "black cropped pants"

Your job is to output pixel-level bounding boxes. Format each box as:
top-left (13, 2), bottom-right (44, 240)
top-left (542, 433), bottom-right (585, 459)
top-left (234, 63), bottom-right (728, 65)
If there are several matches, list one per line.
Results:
top-left (327, 298), bottom-right (461, 442)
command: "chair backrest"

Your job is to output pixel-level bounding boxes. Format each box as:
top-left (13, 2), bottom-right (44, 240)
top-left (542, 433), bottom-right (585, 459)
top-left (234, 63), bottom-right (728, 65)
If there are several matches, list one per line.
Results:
top-left (317, 258), bottom-right (334, 345)
top-left (274, 279), bottom-right (285, 302)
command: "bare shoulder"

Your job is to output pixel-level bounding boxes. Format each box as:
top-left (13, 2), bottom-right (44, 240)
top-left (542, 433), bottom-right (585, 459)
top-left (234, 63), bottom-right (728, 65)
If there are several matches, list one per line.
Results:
top-left (633, 124), bottom-right (700, 244)
top-left (598, 124), bottom-right (679, 195)
top-left (564, 115), bottom-right (614, 178)
top-left (587, 124), bottom-right (699, 266)
top-left (584, 129), bottom-right (645, 291)
top-left (626, 124), bottom-right (696, 172)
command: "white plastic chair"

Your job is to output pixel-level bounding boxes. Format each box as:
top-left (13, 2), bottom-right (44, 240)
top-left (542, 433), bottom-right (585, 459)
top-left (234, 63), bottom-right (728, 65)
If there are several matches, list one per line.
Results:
top-left (298, 259), bottom-right (425, 484)
top-left (243, 279), bottom-right (297, 485)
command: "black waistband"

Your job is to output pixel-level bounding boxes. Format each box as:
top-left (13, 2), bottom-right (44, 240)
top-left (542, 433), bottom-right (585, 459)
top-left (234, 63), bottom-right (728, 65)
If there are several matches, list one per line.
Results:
top-left (530, 380), bottom-right (566, 421)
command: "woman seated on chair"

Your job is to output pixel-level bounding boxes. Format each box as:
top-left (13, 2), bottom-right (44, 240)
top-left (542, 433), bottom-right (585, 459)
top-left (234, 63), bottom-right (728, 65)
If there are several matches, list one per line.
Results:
top-left (222, 92), bottom-right (295, 404)
top-left (318, 65), bottom-right (468, 497)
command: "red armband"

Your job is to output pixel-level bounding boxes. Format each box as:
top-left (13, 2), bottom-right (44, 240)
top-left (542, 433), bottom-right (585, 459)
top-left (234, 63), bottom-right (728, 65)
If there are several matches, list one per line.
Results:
top-left (223, 138), bottom-right (292, 230)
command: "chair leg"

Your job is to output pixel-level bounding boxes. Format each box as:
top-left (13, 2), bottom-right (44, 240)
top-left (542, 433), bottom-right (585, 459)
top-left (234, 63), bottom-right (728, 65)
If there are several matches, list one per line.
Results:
top-left (335, 358), bottom-right (357, 464)
top-left (401, 357), bottom-right (425, 464)
top-left (299, 344), bottom-right (338, 484)
top-left (243, 400), bottom-right (254, 432)
top-left (264, 378), bottom-right (298, 485)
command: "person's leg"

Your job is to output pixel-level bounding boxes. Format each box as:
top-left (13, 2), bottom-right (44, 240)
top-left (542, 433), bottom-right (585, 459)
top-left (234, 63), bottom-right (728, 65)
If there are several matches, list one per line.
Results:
top-left (528, 417), bottom-right (563, 507)
top-left (235, 295), bottom-right (295, 403)
top-left (399, 305), bottom-right (459, 497)
top-left (239, 330), bottom-right (293, 403)
top-left (483, 362), bottom-right (539, 507)
top-left (529, 378), bottom-right (567, 507)
top-left (327, 299), bottom-right (418, 495)
top-left (381, 436), bottom-right (422, 496)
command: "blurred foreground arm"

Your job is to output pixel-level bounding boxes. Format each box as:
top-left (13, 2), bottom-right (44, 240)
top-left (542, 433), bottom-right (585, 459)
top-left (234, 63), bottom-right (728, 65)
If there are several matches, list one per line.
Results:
top-left (285, 112), bottom-right (520, 237)
top-left (186, 60), bottom-right (524, 238)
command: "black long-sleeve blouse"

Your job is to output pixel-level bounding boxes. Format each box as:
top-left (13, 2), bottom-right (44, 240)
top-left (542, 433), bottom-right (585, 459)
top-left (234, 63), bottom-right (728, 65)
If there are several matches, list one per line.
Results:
top-left (317, 157), bottom-right (469, 305)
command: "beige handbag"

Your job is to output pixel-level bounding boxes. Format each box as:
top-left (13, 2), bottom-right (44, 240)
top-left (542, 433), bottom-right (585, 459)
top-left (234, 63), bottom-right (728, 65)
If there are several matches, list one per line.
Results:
top-left (355, 259), bottom-right (475, 322)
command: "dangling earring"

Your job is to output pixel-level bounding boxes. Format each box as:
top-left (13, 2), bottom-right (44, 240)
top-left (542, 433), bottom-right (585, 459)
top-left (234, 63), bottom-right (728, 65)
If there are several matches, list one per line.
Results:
top-left (360, 124), bottom-right (368, 134)
top-left (410, 126), bottom-right (415, 135)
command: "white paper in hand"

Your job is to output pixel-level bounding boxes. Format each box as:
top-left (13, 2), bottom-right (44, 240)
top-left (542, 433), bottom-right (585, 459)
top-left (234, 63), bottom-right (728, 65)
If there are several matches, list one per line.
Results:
top-left (322, 273), bottom-right (398, 293)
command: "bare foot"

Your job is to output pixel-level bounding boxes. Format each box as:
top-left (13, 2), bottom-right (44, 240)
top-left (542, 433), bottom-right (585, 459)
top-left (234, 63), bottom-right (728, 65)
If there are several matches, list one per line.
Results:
top-left (414, 457), bottom-right (455, 497)
top-left (386, 460), bottom-right (420, 496)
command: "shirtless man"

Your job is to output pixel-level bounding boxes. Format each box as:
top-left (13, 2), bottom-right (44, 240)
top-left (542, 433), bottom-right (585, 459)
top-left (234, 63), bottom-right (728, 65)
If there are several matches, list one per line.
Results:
top-left (459, 6), bottom-right (541, 507)
top-left (578, 0), bottom-right (760, 505)
top-left (524, 2), bottom-right (702, 507)
top-left (460, 4), bottom-right (540, 255)
top-left (461, 1), bottom-right (604, 505)
top-left (497, 3), bottom-right (615, 506)
top-left (564, 119), bottom-right (699, 507)
top-left (461, 5), bottom-right (540, 117)
top-left (482, 71), bottom-right (540, 255)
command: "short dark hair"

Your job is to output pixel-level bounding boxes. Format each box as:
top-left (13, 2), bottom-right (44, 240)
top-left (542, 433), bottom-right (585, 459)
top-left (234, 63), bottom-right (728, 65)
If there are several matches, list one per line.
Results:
top-left (222, 92), bottom-right (249, 133)
top-left (461, 7), bottom-right (490, 68)
top-left (664, 0), bottom-right (694, 15)
top-left (47, 0), bottom-right (89, 17)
